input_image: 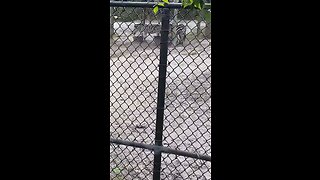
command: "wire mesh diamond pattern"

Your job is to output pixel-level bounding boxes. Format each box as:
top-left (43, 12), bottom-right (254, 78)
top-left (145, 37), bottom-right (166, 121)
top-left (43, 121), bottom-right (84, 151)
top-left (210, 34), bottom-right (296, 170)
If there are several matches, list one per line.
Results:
top-left (110, 2), bottom-right (211, 179)
top-left (163, 8), bottom-right (212, 156)
top-left (110, 6), bottom-right (161, 145)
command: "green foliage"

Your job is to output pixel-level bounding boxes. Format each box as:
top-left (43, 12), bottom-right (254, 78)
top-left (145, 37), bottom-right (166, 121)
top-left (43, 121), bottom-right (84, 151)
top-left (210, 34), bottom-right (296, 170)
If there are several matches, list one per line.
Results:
top-left (182, 0), bottom-right (204, 9)
top-left (112, 167), bottom-right (124, 180)
top-left (153, 6), bottom-right (159, 14)
top-left (153, 0), bottom-right (211, 22)
top-left (182, 0), bottom-right (211, 22)
top-left (153, 0), bottom-right (169, 14)
top-left (203, 8), bottom-right (211, 22)
top-left (153, 0), bottom-right (205, 13)
top-left (112, 167), bottom-right (122, 175)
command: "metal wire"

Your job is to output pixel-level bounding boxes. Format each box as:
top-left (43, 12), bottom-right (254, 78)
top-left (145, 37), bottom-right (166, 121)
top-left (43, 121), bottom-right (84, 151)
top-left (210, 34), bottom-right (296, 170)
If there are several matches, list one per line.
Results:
top-left (110, 2), bottom-right (212, 179)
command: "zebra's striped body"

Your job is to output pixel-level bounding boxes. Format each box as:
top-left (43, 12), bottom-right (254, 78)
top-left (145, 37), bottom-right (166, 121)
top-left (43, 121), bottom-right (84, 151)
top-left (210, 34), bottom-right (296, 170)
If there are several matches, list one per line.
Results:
top-left (132, 23), bottom-right (186, 45)
top-left (172, 24), bottom-right (187, 45)
top-left (133, 24), bottom-right (161, 36)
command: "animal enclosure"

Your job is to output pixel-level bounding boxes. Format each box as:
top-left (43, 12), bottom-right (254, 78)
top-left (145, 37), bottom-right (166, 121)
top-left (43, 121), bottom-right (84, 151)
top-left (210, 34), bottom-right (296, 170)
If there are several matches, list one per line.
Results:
top-left (110, 1), bottom-right (212, 179)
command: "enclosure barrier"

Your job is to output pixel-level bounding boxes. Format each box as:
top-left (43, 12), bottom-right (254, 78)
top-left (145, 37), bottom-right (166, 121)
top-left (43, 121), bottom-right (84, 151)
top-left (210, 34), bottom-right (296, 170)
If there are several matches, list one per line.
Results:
top-left (110, 1), bottom-right (212, 179)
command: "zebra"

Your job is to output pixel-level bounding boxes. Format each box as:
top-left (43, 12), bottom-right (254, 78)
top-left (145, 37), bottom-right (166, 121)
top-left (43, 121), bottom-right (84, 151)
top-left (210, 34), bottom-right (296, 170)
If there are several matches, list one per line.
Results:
top-left (171, 24), bottom-right (187, 45)
top-left (131, 23), bottom-right (186, 45)
top-left (132, 23), bottom-right (162, 38)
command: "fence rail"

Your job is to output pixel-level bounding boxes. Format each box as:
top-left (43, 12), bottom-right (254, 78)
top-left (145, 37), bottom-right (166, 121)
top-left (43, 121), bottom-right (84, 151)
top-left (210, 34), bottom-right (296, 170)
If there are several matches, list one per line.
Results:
top-left (110, 1), bottom-right (212, 179)
top-left (110, 1), bottom-right (211, 9)
top-left (111, 138), bottom-right (211, 161)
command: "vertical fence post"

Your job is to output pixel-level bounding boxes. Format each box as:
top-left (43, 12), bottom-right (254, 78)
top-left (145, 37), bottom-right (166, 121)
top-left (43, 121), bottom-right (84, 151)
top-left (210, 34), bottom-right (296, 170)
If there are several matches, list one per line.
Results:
top-left (153, 7), bottom-right (170, 180)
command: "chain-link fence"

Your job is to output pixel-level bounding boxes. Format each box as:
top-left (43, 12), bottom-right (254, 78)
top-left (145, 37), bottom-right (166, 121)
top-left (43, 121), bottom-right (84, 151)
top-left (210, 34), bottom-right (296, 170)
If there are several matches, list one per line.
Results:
top-left (110, 1), bottom-right (212, 179)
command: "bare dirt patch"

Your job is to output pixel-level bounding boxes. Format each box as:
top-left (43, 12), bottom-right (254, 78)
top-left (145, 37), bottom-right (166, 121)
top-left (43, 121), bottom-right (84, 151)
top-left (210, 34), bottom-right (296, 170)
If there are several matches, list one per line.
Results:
top-left (110, 21), bottom-right (211, 180)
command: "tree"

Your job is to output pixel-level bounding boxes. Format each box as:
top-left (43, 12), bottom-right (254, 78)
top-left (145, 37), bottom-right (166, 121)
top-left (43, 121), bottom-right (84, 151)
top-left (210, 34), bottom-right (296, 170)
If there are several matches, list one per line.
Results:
top-left (153, 0), bottom-right (211, 17)
top-left (153, 0), bottom-right (211, 39)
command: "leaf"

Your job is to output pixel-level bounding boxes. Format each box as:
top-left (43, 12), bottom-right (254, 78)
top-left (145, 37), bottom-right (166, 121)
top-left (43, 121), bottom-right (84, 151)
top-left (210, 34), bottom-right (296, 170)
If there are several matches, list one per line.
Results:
top-left (203, 9), bottom-right (211, 22)
top-left (201, 8), bottom-right (211, 22)
top-left (193, 0), bottom-right (203, 10)
top-left (113, 167), bottom-right (121, 175)
top-left (183, 2), bottom-right (193, 8)
top-left (158, 3), bottom-right (165, 7)
top-left (199, 0), bottom-right (205, 8)
top-left (153, 6), bottom-right (159, 14)
top-left (162, 0), bottom-right (169, 4)
top-left (183, 0), bottom-right (193, 8)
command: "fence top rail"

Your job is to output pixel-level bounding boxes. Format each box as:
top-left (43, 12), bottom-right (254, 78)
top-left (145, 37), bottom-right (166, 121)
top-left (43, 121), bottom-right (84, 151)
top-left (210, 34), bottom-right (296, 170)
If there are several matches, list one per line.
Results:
top-left (109, 1), bottom-right (211, 9)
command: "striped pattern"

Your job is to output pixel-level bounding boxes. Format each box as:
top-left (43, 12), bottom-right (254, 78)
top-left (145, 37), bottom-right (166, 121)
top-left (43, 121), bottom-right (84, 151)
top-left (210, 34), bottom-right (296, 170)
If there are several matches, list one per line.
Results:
top-left (172, 24), bottom-right (186, 45)
top-left (132, 23), bottom-right (186, 45)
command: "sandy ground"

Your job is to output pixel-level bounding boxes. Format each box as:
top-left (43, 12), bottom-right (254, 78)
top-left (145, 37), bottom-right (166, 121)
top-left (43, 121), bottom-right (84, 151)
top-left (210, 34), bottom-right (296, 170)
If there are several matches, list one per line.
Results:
top-left (110, 21), bottom-right (211, 180)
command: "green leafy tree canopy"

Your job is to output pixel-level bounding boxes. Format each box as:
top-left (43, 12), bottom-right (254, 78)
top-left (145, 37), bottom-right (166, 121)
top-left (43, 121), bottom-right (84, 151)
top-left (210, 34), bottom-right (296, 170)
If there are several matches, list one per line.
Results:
top-left (153, 0), bottom-right (211, 21)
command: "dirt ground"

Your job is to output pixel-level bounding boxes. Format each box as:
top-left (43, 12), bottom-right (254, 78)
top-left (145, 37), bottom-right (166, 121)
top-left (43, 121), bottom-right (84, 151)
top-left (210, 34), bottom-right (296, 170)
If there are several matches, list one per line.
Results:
top-left (110, 21), bottom-right (211, 179)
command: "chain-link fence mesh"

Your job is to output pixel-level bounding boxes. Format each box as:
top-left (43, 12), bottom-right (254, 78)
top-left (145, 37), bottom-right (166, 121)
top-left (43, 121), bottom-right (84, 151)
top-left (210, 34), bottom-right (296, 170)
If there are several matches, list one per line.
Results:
top-left (110, 2), bottom-right (211, 179)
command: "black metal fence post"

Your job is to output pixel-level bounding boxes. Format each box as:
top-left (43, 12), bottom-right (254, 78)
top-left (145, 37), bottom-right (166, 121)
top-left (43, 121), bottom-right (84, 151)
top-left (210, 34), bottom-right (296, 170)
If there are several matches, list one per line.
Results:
top-left (110, 2), bottom-right (212, 179)
top-left (153, 7), bottom-right (170, 180)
